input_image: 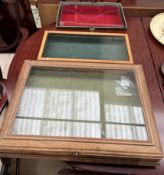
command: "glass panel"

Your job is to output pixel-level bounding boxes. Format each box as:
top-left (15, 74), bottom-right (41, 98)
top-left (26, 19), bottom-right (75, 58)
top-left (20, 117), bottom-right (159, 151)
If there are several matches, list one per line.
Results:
top-left (106, 124), bottom-right (148, 140)
top-left (43, 34), bottom-right (129, 61)
top-left (11, 67), bottom-right (148, 141)
top-left (57, 3), bottom-right (126, 29)
top-left (13, 119), bottom-right (101, 138)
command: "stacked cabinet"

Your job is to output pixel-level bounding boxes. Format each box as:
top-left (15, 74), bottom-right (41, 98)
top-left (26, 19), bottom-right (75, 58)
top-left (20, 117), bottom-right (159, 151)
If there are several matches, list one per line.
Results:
top-left (0, 2), bottom-right (162, 167)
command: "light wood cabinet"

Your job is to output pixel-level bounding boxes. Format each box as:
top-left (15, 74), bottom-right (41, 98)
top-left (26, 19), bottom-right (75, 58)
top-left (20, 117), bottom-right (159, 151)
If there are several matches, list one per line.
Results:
top-left (38, 31), bottom-right (133, 64)
top-left (0, 60), bottom-right (162, 166)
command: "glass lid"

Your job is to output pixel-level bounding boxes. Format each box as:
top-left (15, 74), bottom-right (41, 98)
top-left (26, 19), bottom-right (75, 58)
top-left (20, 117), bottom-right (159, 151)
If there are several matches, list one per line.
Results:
top-left (11, 67), bottom-right (148, 141)
top-left (56, 2), bottom-right (127, 29)
top-left (42, 33), bottom-right (129, 61)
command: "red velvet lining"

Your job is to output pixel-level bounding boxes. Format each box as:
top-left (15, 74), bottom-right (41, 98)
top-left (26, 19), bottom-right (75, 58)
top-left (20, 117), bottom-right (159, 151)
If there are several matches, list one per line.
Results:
top-left (59, 5), bottom-right (124, 27)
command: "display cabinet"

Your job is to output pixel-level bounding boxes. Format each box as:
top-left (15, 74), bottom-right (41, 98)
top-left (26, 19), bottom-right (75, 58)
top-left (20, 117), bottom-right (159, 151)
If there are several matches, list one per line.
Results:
top-left (0, 60), bottom-right (162, 166)
top-left (56, 2), bottom-right (127, 30)
top-left (38, 31), bottom-right (133, 64)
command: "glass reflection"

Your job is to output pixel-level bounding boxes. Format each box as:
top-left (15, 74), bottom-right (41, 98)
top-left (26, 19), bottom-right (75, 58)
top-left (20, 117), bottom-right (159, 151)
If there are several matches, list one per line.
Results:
top-left (12, 68), bottom-right (148, 141)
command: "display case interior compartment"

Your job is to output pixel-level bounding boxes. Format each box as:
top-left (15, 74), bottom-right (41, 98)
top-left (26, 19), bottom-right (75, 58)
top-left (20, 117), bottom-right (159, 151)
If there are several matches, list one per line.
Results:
top-left (56, 2), bottom-right (127, 30)
top-left (38, 31), bottom-right (133, 64)
top-left (0, 61), bottom-right (162, 166)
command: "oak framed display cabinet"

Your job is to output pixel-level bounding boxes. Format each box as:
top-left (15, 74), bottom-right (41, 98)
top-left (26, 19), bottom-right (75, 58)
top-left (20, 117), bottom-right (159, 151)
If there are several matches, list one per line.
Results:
top-left (0, 60), bottom-right (162, 166)
top-left (38, 31), bottom-right (133, 64)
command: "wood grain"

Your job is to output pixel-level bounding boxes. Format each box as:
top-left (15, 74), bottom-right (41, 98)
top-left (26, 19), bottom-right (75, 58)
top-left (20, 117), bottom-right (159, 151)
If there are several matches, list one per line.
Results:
top-left (37, 0), bottom-right (164, 17)
top-left (142, 17), bottom-right (164, 101)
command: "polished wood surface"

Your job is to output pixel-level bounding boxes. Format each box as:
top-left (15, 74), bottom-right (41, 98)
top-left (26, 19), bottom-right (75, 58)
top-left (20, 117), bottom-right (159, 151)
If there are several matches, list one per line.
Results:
top-left (1, 17), bottom-right (164, 174)
top-left (36, 0), bottom-right (164, 17)
top-left (36, 0), bottom-right (163, 27)
top-left (37, 0), bottom-right (164, 9)
top-left (142, 17), bottom-right (164, 100)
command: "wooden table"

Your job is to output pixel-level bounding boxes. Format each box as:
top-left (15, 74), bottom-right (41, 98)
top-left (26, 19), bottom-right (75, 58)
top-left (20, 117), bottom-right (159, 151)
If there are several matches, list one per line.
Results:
top-left (36, 0), bottom-right (164, 17)
top-left (1, 17), bottom-right (164, 174)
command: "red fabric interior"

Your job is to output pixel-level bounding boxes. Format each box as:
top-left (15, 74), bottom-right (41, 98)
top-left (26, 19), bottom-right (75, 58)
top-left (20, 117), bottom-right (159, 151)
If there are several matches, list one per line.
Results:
top-left (59, 5), bottom-right (124, 27)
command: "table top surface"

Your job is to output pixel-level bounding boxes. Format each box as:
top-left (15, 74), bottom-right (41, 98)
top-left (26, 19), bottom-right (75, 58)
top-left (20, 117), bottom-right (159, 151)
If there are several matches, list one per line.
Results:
top-left (1, 17), bottom-right (164, 174)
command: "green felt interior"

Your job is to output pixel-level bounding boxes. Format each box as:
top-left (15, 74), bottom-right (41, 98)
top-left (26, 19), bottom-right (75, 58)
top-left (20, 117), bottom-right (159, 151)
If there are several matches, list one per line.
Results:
top-left (26, 68), bottom-right (139, 105)
top-left (42, 34), bottom-right (129, 61)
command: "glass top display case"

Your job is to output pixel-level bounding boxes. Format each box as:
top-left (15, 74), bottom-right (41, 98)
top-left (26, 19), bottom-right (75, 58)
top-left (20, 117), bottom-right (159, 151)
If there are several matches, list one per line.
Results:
top-left (56, 2), bottom-right (127, 30)
top-left (38, 31), bottom-right (133, 64)
top-left (0, 60), bottom-right (162, 166)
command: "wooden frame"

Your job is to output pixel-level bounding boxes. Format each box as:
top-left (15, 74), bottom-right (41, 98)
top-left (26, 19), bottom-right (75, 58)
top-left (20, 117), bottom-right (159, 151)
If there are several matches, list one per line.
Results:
top-left (0, 60), bottom-right (162, 165)
top-left (38, 31), bottom-right (133, 64)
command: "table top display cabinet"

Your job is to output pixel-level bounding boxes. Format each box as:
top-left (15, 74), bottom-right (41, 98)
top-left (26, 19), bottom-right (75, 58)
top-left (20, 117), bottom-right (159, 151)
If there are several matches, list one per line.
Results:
top-left (56, 2), bottom-right (127, 30)
top-left (38, 31), bottom-right (133, 64)
top-left (0, 60), bottom-right (162, 166)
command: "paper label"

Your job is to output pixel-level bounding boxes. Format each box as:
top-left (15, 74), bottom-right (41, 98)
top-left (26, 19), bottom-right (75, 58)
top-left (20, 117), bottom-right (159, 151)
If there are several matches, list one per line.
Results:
top-left (0, 54), bottom-right (15, 79)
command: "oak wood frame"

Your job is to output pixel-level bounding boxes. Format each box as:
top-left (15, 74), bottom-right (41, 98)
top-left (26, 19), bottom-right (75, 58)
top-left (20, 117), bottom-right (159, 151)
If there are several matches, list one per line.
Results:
top-left (37, 31), bottom-right (133, 64)
top-left (0, 60), bottom-right (162, 165)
